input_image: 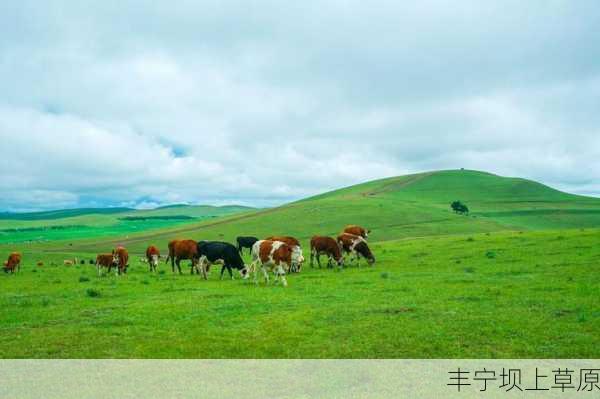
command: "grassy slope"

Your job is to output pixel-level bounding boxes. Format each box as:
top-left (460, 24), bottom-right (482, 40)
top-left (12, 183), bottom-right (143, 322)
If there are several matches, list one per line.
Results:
top-left (50, 169), bottom-right (600, 254)
top-left (0, 228), bottom-right (598, 358)
top-left (0, 205), bottom-right (252, 244)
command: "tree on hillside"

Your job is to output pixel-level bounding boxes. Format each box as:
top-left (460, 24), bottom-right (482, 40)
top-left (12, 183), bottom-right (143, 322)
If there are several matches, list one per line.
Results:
top-left (451, 201), bottom-right (469, 215)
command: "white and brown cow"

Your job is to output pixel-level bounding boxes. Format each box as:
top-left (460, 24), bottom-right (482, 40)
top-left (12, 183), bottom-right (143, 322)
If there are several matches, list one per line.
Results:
top-left (264, 235), bottom-right (305, 273)
top-left (247, 240), bottom-right (295, 286)
top-left (337, 233), bottom-right (375, 267)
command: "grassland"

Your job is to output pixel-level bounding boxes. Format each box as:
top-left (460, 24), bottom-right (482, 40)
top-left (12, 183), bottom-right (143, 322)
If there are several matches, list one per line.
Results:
top-left (0, 229), bottom-right (598, 358)
top-left (0, 169), bottom-right (599, 358)
top-left (0, 205), bottom-right (252, 244)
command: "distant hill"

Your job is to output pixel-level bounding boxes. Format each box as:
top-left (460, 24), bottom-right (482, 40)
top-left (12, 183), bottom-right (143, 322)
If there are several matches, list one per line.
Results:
top-left (0, 207), bottom-right (133, 221)
top-left (74, 169), bottom-right (600, 252)
top-left (0, 204), bottom-right (255, 244)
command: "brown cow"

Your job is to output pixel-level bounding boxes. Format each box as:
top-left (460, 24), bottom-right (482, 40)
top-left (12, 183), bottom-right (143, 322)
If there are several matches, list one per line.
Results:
top-left (343, 225), bottom-right (370, 239)
top-left (166, 239), bottom-right (198, 274)
top-left (96, 253), bottom-right (118, 276)
top-left (310, 236), bottom-right (343, 268)
top-left (3, 252), bottom-right (21, 273)
top-left (248, 240), bottom-right (293, 286)
top-left (337, 233), bottom-right (375, 267)
top-left (112, 246), bottom-right (129, 275)
top-left (264, 236), bottom-right (305, 273)
top-left (145, 245), bottom-right (161, 272)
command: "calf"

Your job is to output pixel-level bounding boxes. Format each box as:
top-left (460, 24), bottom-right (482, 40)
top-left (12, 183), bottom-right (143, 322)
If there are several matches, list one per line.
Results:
top-left (343, 225), bottom-right (370, 239)
top-left (310, 236), bottom-right (343, 268)
top-left (337, 233), bottom-right (375, 267)
top-left (264, 235), bottom-right (305, 273)
top-left (112, 246), bottom-right (129, 275)
top-left (166, 239), bottom-right (198, 274)
top-left (195, 241), bottom-right (247, 280)
top-left (3, 252), bottom-right (21, 273)
top-left (96, 253), bottom-right (118, 276)
top-left (236, 236), bottom-right (259, 254)
top-left (145, 245), bottom-right (160, 272)
top-left (248, 240), bottom-right (293, 287)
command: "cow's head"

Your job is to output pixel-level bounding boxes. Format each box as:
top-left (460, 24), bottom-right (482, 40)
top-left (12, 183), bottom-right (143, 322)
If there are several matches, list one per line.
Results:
top-left (290, 247), bottom-right (305, 273)
top-left (112, 252), bottom-right (120, 265)
top-left (355, 241), bottom-right (375, 265)
top-left (240, 265), bottom-right (250, 279)
top-left (3, 261), bottom-right (7, 267)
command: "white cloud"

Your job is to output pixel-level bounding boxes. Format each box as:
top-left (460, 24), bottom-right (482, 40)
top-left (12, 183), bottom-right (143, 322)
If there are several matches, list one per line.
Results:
top-left (0, 1), bottom-right (599, 211)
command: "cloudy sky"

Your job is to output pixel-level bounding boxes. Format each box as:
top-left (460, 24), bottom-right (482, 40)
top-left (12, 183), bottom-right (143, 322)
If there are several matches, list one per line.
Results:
top-left (1, 1), bottom-right (599, 211)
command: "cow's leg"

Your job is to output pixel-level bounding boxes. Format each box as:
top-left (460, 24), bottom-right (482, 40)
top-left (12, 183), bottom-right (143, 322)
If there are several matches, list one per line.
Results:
top-left (175, 258), bottom-right (182, 274)
top-left (317, 253), bottom-right (322, 268)
top-left (261, 266), bottom-right (269, 285)
top-left (200, 261), bottom-right (207, 280)
top-left (277, 266), bottom-right (288, 287)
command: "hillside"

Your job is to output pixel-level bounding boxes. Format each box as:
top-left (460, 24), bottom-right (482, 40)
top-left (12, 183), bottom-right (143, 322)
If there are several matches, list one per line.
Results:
top-left (54, 169), bottom-right (600, 253)
top-left (0, 205), bottom-right (253, 244)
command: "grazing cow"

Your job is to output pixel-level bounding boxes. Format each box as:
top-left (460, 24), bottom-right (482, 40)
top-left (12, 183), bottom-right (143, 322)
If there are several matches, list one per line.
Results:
top-left (3, 252), bottom-right (21, 273)
top-left (195, 241), bottom-right (247, 280)
top-left (63, 260), bottom-right (74, 266)
top-left (310, 236), bottom-right (343, 268)
top-left (145, 245), bottom-right (160, 272)
top-left (36, 261), bottom-right (44, 267)
top-left (96, 253), bottom-right (118, 276)
top-left (248, 240), bottom-right (293, 286)
top-left (337, 233), bottom-right (375, 266)
top-left (264, 236), bottom-right (305, 273)
top-left (166, 239), bottom-right (198, 274)
top-left (112, 246), bottom-right (129, 275)
top-left (236, 236), bottom-right (259, 254)
top-left (343, 225), bottom-right (370, 239)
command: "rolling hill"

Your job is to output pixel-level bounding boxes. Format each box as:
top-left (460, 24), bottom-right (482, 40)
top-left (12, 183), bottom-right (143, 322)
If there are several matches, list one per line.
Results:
top-left (0, 205), bottom-right (253, 244)
top-left (50, 169), bottom-right (600, 253)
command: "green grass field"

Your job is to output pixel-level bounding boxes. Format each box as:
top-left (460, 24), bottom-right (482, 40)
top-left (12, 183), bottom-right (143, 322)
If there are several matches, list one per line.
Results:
top-left (0, 205), bottom-right (252, 244)
top-left (1, 170), bottom-right (599, 358)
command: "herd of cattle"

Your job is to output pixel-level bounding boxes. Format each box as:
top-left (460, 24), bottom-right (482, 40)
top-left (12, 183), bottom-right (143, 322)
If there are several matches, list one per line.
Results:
top-left (2, 225), bottom-right (375, 287)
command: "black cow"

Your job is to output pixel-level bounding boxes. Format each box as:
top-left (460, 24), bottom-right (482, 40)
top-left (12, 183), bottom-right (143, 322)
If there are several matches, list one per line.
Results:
top-left (236, 236), bottom-right (259, 254)
top-left (196, 241), bottom-right (248, 280)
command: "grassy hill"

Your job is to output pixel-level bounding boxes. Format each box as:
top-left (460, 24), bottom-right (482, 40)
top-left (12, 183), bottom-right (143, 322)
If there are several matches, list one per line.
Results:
top-left (54, 169), bottom-right (600, 253)
top-left (0, 205), bottom-right (253, 244)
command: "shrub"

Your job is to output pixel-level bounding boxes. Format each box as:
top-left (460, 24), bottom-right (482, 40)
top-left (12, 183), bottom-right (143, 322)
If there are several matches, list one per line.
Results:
top-left (451, 201), bottom-right (469, 215)
top-left (79, 276), bottom-right (90, 283)
top-left (86, 288), bottom-right (101, 298)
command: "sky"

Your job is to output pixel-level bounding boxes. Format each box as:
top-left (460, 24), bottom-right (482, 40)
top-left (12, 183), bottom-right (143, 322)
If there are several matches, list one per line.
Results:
top-left (1, 1), bottom-right (599, 211)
